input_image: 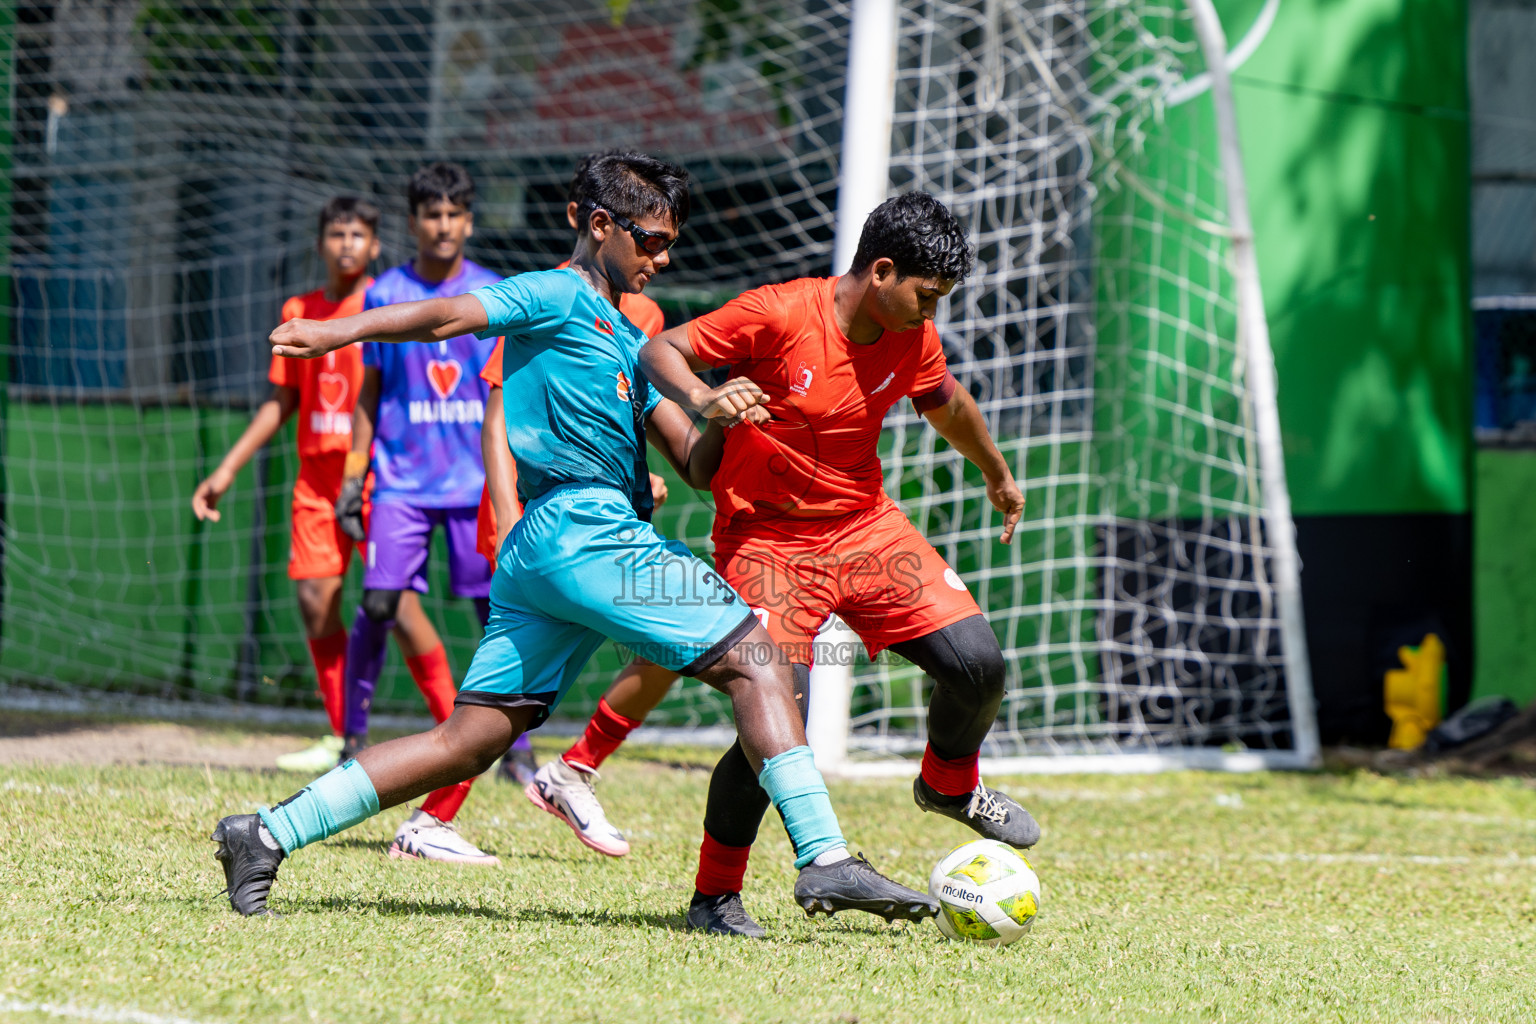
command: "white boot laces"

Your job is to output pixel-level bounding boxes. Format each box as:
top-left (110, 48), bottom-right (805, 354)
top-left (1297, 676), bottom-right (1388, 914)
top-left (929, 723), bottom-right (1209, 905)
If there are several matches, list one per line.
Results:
top-left (965, 785), bottom-right (1008, 825)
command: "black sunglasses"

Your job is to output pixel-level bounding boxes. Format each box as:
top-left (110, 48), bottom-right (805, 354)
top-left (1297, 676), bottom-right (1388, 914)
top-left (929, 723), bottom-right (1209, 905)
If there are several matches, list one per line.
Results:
top-left (585, 204), bottom-right (678, 255)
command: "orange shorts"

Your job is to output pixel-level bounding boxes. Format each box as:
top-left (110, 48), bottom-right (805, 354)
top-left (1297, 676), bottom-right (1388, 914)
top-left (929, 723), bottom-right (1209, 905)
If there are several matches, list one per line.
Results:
top-left (713, 495), bottom-right (982, 664)
top-left (475, 480), bottom-right (524, 568)
top-left (288, 455), bottom-right (369, 581)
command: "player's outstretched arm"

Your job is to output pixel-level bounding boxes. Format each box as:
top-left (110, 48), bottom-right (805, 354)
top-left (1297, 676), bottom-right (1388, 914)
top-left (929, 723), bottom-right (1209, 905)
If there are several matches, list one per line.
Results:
top-left (270, 294), bottom-right (489, 359)
top-left (191, 384), bottom-right (299, 522)
top-left (640, 327), bottom-right (768, 423)
top-left (483, 385), bottom-right (520, 552)
top-left (921, 387), bottom-right (1025, 544)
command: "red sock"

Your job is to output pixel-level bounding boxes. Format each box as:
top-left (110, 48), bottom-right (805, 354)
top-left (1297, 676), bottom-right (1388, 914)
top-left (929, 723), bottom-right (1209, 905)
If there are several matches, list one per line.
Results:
top-left (695, 831), bottom-right (753, 896)
top-left (921, 743), bottom-right (980, 797)
top-left (563, 697), bottom-right (641, 771)
top-left (405, 645), bottom-right (457, 724)
top-left (420, 779), bottom-right (474, 823)
top-left (306, 630), bottom-right (348, 737)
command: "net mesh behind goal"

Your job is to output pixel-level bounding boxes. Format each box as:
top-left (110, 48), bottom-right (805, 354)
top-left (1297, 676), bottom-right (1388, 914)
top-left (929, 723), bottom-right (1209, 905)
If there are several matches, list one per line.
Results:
top-left (842, 0), bottom-right (1306, 762)
top-left (1, 1), bottom-right (1313, 762)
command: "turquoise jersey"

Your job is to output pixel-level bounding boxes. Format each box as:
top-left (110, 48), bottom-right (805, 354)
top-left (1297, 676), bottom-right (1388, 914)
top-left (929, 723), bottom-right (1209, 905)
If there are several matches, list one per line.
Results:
top-left (470, 268), bottom-right (662, 519)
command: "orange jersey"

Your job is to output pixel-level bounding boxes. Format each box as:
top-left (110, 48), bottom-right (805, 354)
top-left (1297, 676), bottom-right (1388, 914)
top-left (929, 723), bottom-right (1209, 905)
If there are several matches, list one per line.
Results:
top-left (268, 285), bottom-right (371, 460)
top-left (687, 276), bottom-right (953, 518)
top-left (475, 267), bottom-right (665, 565)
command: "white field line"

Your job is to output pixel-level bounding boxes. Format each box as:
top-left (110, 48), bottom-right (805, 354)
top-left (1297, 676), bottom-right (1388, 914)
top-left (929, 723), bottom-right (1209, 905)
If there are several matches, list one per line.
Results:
top-left (1044, 850), bottom-right (1536, 867)
top-left (0, 687), bottom-right (737, 747)
top-left (1411, 809), bottom-right (1536, 830)
top-left (0, 1000), bottom-right (217, 1024)
top-left (1254, 852), bottom-right (1536, 867)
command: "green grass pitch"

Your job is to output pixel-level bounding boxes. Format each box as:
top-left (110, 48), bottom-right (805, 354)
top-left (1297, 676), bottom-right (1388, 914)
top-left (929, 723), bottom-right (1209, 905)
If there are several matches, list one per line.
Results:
top-left (1, 737), bottom-right (1534, 1024)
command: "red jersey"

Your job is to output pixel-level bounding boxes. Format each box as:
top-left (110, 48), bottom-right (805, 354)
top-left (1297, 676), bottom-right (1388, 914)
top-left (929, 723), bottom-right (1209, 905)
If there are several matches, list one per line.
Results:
top-left (478, 264), bottom-right (664, 384)
top-left (268, 285), bottom-right (371, 460)
top-left (687, 276), bottom-right (953, 517)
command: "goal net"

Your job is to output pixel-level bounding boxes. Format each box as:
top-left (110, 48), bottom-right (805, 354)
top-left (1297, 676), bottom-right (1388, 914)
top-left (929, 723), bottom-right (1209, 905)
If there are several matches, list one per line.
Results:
top-left (0, 1), bottom-right (1317, 767)
top-left (818, 0), bottom-right (1316, 772)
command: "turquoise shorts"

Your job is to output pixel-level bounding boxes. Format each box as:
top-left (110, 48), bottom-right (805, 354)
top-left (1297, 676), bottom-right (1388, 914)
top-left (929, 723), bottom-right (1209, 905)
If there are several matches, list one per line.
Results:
top-left (457, 484), bottom-right (756, 726)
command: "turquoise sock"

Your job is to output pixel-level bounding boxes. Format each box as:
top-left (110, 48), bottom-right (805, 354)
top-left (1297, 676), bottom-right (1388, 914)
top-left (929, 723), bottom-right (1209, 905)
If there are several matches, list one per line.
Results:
top-left (758, 745), bottom-right (845, 869)
top-left (257, 759), bottom-right (380, 855)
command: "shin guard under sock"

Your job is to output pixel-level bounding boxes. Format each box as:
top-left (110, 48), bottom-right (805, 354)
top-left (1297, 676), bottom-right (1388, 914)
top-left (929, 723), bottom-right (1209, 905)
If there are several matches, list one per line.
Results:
top-left (258, 759), bottom-right (381, 855)
top-left (757, 746), bottom-right (844, 869)
top-left (564, 697), bottom-right (640, 770)
top-left (306, 630), bottom-right (348, 737)
top-left (920, 743), bottom-right (980, 797)
top-left (405, 645), bottom-right (457, 724)
top-left (695, 831), bottom-right (753, 896)
top-left (343, 608), bottom-right (393, 737)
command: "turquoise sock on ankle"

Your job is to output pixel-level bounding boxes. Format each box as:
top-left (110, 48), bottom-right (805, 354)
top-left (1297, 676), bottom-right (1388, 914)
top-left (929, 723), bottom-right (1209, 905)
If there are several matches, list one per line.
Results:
top-left (758, 745), bottom-right (845, 868)
top-left (258, 759), bottom-right (380, 854)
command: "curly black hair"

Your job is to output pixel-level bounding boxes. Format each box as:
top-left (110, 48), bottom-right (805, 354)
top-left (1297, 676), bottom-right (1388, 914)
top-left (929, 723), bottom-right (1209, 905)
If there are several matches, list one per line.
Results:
top-left (848, 191), bottom-right (973, 281)
top-left (579, 152), bottom-right (691, 231)
top-left (407, 161), bottom-right (476, 215)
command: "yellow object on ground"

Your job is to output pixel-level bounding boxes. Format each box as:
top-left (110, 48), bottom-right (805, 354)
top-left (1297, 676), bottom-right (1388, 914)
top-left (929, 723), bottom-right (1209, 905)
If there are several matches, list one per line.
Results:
top-left (1384, 633), bottom-right (1447, 749)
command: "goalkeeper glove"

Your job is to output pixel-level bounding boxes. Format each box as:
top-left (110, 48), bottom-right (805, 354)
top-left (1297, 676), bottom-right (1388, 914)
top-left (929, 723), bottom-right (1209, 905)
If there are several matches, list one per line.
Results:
top-left (334, 452), bottom-right (369, 543)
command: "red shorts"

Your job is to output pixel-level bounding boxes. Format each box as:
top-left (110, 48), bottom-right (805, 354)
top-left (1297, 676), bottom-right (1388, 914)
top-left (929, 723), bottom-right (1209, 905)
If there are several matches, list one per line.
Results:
top-left (713, 495), bottom-right (982, 664)
top-left (475, 480), bottom-right (524, 568)
top-left (288, 455), bottom-right (369, 581)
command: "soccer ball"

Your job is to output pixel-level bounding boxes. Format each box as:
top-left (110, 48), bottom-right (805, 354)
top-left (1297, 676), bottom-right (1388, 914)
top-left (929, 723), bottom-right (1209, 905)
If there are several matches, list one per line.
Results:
top-left (928, 839), bottom-right (1040, 946)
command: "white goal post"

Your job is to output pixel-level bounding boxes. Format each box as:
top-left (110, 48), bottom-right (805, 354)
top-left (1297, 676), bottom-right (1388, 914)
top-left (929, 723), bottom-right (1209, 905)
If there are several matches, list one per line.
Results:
top-left (807, 0), bottom-right (1320, 776)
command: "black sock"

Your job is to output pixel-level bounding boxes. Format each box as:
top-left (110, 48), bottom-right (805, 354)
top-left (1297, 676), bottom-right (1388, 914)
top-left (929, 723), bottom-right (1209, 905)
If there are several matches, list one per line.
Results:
top-left (700, 663), bottom-right (812, 849)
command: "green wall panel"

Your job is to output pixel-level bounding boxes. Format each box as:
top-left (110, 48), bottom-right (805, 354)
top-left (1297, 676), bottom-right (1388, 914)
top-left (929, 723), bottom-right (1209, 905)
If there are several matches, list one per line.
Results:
top-left (1472, 450), bottom-right (1536, 707)
top-left (2, 404), bottom-right (212, 685)
top-left (1231, 0), bottom-right (1472, 516)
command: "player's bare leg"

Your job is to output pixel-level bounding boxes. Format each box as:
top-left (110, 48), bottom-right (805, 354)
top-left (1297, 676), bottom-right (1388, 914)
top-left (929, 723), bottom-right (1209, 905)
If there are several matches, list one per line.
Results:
top-left (599, 657), bottom-right (679, 723)
top-left (689, 662), bottom-right (805, 935)
top-left (686, 624), bottom-right (936, 936)
top-left (213, 704), bottom-right (532, 916)
top-left (524, 657), bottom-right (678, 856)
top-left (355, 705), bottom-right (530, 805)
top-left (391, 589), bottom-right (439, 657)
top-left (296, 575), bottom-right (346, 638)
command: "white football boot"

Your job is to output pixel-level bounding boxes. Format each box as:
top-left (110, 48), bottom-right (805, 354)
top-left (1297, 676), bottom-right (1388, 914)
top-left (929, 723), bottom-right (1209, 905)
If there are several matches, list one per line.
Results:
top-left (388, 809), bottom-right (500, 866)
top-left (524, 758), bottom-right (631, 857)
top-left (275, 734), bottom-right (344, 773)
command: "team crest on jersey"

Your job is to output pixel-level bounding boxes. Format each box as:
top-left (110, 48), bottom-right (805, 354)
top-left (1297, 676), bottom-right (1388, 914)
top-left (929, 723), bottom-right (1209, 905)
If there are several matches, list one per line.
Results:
top-left (616, 371), bottom-right (632, 402)
top-left (311, 371), bottom-right (352, 435)
top-left (426, 358), bottom-right (462, 400)
top-left (316, 371), bottom-right (349, 411)
top-left (791, 361), bottom-right (815, 396)
top-left (595, 317), bottom-right (615, 335)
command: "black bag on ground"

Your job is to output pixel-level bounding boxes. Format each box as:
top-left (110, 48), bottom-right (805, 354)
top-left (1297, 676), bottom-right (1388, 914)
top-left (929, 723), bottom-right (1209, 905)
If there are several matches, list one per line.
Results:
top-left (1420, 696), bottom-right (1520, 754)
